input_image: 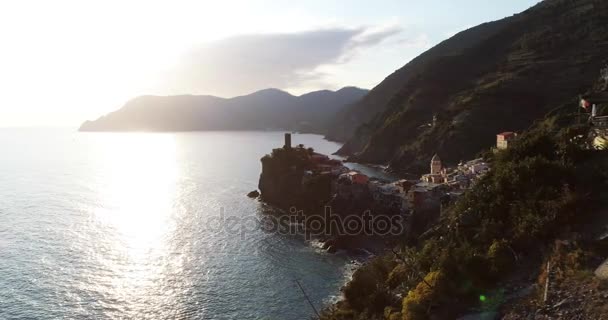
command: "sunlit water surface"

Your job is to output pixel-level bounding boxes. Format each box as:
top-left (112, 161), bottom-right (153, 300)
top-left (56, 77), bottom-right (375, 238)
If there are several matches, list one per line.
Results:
top-left (0, 129), bottom-right (370, 319)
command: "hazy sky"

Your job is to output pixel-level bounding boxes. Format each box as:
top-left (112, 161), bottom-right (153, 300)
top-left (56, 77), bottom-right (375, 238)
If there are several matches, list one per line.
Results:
top-left (0, 0), bottom-right (540, 127)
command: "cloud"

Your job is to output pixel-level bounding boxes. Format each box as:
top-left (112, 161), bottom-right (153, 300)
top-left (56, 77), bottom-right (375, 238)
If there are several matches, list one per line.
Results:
top-left (163, 26), bottom-right (402, 97)
top-left (353, 24), bottom-right (402, 47)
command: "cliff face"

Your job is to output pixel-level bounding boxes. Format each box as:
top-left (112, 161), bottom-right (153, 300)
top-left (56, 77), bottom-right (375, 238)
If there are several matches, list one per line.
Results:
top-left (258, 147), bottom-right (332, 211)
top-left (330, 0), bottom-right (608, 174)
top-left (79, 87), bottom-right (367, 134)
top-left (258, 158), bottom-right (306, 210)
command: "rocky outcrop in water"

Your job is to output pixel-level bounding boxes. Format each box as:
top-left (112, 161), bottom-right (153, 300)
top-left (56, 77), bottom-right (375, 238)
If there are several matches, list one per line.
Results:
top-left (247, 190), bottom-right (260, 198)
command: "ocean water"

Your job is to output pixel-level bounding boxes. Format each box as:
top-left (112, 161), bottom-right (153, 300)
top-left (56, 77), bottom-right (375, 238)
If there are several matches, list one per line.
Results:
top-left (0, 129), bottom-right (363, 320)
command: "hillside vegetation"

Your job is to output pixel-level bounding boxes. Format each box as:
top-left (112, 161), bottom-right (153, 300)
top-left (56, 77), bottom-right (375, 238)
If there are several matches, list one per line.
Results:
top-left (322, 114), bottom-right (608, 319)
top-left (331, 0), bottom-right (608, 174)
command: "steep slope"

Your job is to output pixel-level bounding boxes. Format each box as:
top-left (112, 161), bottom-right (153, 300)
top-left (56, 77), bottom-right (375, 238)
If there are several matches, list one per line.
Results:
top-left (326, 17), bottom-right (512, 143)
top-left (332, 0), bottom-right (608, 174)
top-left (79, 87), bottom-right (367, 133)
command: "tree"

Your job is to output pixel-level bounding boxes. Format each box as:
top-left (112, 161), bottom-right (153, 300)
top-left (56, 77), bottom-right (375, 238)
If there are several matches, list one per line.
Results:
top-left (601, 64), bottom-right (608, 90)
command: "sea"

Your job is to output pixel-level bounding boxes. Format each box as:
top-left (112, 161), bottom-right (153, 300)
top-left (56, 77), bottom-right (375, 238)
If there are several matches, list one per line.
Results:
top-left (0, 128), bottom-right (389, 320)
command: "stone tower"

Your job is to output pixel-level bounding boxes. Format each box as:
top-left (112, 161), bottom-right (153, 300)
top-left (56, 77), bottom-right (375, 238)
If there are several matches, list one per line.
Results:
top-left (430, 154), bottom-right (442, 175)
top-left (284, 133), bottom-right (292, 149)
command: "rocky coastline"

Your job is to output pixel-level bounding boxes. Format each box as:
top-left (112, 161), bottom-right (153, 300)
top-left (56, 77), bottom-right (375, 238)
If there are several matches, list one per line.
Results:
top-left (252, 133), bottom-right (404, 255)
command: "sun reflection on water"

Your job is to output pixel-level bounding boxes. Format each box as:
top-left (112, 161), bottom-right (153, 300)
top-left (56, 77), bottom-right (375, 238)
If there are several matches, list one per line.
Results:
top-left (0, 130), bottom-right (358, 319)
top-left (89, 133), bottom-right (180, 313)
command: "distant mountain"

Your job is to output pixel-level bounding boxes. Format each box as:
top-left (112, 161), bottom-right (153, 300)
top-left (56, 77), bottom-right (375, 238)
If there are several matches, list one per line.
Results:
top-left (79, 87), bottom-right (368, 133)
top-left (328, 0), bottom-right (608, 174)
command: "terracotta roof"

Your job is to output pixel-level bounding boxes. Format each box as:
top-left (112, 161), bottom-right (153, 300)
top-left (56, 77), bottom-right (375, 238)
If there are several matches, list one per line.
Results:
top-left (347, 171), bottom-right (365, 176)
top-left (497, 131), bottom-right (515, 137)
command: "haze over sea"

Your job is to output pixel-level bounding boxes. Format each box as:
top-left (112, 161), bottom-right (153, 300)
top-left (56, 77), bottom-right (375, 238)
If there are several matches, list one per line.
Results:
top-left (0, 129), bottom-right (384, 320)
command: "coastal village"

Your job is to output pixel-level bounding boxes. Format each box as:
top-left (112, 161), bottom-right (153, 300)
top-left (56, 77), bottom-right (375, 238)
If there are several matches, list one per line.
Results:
top-left (277, 131), bottom-right (517, 217)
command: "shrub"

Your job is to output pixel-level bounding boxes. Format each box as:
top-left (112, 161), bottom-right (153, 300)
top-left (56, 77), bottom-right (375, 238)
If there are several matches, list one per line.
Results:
top-left (487, 239), bottom-right (515, 276)
top-left (387, 264), bottom-right (409, 290)
top-left (342, 256), bottom-right (396, 313)
top-left (401, 271), bottom-right (446, 320)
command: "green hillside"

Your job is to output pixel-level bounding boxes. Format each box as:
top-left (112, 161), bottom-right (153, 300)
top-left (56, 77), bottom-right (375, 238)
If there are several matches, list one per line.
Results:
top-left (331, 0), bottom-right (608, 174)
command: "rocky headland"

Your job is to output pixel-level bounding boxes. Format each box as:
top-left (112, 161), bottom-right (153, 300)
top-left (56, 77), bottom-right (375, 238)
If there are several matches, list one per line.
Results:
top-left (255, 134), bottom-right (403, 254)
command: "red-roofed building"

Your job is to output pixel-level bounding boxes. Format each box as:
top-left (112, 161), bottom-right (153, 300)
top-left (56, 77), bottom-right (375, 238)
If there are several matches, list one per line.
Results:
top-left (345, 171), bottom-right (369, 185)
top-left (496, 132), bottom-right (517, 150)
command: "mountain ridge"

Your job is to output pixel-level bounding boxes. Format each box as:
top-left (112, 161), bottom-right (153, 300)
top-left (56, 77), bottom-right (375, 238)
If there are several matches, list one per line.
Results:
top-left (79, 87), bottom-right (368, 133)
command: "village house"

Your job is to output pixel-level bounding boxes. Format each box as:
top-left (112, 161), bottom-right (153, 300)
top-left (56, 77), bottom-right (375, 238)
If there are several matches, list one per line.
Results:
top-left (407, 182), bottom-right (446, 209)
top-left (314, 164), bottom-right (334, 174)
top-left (469, 162), bottom-right (489, 175)
top-left (369, 181), bottom-right (405, 212)
top-left (407, 186), bottom-right (428, 209)
top-left (344, 171), bottom-right (369, 185)
top-left (496, 132), bottom-right (517, 150)
top-left (335, 171), bottom-right (370, 199)
top-left (307, 150), bottom-right (347, 176)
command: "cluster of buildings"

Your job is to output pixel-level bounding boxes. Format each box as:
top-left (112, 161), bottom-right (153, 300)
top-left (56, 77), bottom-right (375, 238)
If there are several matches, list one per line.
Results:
top-left (288, 131), bottom-right (516, 215)
top-left (358, 154), bottom-right (490, 215)
top-left (307, 152), bottom-right (349, 176)
top-left (301, 149), bottom-right (374, 200)
top-left (327, 154), bottom-right (477, 215)
top-left (283, 132), bottom-right (350, 177)
top-left (329, 131), bottom-right (519, 214)
top-left (407, 155), bottom-right (489, 211)
top-left (421, 155), bottom-right (489, 188)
